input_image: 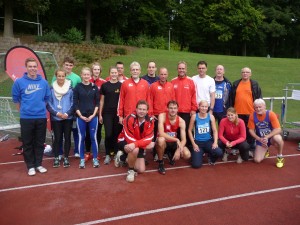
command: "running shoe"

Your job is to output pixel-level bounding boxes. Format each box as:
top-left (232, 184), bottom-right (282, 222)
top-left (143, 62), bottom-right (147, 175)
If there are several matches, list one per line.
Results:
top-left (158, 163), bottom-right (166, 175)
top-left (53, 157), bottom-right (60, 168)
top-left (249, 150), bottom-right (254, 158)
top-left (28, 168), bottom-right (36, 176)
top-left (79, 159), bottom-right (85, 169)
top-left (58, 155), bottom-right (63, 161)
top-left (153, 154), bottom-right (158, 162)
top-left (264, 149), bottom-right (270, 158)
top-left (276, 157), bottom-right (285, 168)
top-left (114, 151), bottom-right (124, 168)
top-left (104, 155), bottom-right (111, 165)
top-left (63, 157), bottom-right (70, 168)
top-left (36, 166), bottom-right (47, 173)
top-left (74, 153), bottom-right (80, 158)
top-left (237, 155), bottom-right (243, 164)
top-left (222, 152), bottom-right (228, 162)
top-left (93, 158), bottom-right (100, 168)
top-left (126, 170), bottom-right (136, 182)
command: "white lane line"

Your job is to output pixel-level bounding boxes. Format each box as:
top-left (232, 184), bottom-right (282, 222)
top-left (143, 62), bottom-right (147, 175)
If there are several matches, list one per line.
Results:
top-left (75, 184), bottom-right (300, 225)
top-left (0, 154), bottom-right (299, 193)
top-left (1, 153), bottom-right (299, 166)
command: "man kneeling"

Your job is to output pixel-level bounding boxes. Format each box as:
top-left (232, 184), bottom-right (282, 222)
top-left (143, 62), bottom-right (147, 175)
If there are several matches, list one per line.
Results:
top-left (156, 100), bottom-right (191, 175)
top-left (115, 100), bottom-right (154, 182)
top-left (248, 99), bottom-right (284, 168)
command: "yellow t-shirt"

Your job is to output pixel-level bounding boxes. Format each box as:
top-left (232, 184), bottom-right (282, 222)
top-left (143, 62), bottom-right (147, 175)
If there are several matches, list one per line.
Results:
top-left (234, 80), bottom-right (254, 115)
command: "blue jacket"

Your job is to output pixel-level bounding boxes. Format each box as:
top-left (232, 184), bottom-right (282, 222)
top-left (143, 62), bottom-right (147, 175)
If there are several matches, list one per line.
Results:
top-left (47, 86), bottom-right (74, 121)
top-left (12, 73), bottom-right (50, 119)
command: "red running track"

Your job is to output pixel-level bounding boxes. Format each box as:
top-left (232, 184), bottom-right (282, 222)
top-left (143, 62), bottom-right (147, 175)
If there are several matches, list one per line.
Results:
top-left (0, 137), bottom-right (300, 225)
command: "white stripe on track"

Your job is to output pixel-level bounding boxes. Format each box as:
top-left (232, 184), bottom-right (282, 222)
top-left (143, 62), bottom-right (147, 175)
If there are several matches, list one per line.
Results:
top-left (0, 154), bottom-right (299, 193)
top-left (75, 184), bottom-right (300, 225)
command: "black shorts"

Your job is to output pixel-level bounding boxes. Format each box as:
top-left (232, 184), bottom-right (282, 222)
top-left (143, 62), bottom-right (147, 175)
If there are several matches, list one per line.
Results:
top-left (118, 141), bottom-right (145, 158)
top-left (165, 142), bottom-right (177, 157)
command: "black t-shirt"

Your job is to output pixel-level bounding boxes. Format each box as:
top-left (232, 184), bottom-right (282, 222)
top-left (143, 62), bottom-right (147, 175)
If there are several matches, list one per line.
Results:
top-left (100, 81), bottom-right (122, 114)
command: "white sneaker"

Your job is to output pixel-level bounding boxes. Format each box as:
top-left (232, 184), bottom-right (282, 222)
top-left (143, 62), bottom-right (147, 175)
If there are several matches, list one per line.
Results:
top-left (74, 153), bottom-right (80, 158)
top-left (126, 170), bottom-right (136, 182)
top-left (153, 154), bottom-right (158, 161)
top-left (222, 152), bottom-right (228, 162)
top-left (28, 168), bottom-right (36, 176)
top-left (58, 155), bottom-right (63, 161)
top-left (104, 155), bottom-right (111, 165)
top-left (249, 151), bottom-right (254, 158)
top-left (237, 155), bottom-right (243, 164)
top-left (36, 166), bottom-right (47, 173)
top-left (114, 151), bottom-right (124, 168)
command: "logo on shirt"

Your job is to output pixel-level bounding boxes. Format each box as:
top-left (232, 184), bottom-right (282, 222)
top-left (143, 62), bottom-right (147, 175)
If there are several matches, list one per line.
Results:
top-left (129, 83), bottom-right (133, 87)
top-left (184, 85), bottom-right (190, 89)
top-left (173, 84), bottom-right (178, 89)
top-left (25, 84), bottom-right (42, 95)
top-left (158, 86), bottom-right (162, 90)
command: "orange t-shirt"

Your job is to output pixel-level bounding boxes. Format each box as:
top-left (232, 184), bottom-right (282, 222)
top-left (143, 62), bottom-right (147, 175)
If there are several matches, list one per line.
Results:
top-left (248, 111), bottom-right (280, 130)
top-left (234, 80), bottom-right (254, 114)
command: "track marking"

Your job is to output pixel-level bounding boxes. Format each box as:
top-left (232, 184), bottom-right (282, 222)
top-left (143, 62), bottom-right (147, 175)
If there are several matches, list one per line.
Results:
top-left (0, 154), bottom-right (299, 193)
top-left (75, 184), bottom-right (300, 225)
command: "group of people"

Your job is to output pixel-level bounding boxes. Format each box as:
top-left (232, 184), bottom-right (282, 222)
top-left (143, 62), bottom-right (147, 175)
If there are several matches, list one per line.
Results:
top-left (12, 57), bottom-right (285, 182)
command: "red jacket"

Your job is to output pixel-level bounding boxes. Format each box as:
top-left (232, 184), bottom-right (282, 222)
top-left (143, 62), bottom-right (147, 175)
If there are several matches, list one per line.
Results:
top-left (147, 81), bottom-right (175, 116)
top-left (117, 78), bottom-right (149, 117)
top-left (90, 77), bottom-right (106, 90)
top-left (118, 113), bottom-right (154, 149)
top-left (171, 76), bottom-right (197, 113)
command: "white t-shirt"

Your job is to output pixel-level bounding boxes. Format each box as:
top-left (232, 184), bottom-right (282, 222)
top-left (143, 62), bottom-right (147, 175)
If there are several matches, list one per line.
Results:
top-left (192, 75), bottom-right (216, 105)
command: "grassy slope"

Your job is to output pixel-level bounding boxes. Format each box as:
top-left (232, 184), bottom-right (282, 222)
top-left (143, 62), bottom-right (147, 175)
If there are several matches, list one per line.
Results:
top-left (2, 47), bottom-right (300, 123)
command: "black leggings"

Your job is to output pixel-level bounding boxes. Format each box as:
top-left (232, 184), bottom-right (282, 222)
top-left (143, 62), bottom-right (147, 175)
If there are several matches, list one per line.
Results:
top-left (103, 113), bottom-right (122, 155)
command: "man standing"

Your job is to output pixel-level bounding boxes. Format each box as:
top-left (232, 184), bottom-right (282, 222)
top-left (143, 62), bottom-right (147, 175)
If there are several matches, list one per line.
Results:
top-left (231, 67), bottom-right (262, 150)
top-left (142, 61), bottom-right (159, 85)
top-left (115, 100), bottom-right (154, 182)
top-left (171, 61), bottom-right (197, 150)
top-left (147, 67), bottom-right (175, 146)
top-left (52, 56), bottom-right (81, 88)
top-left (248, 99), bottom-right (284, 168)
top-left (118, 61), bottom-right (149, 125)
top-left (213, 65), bottom-right (232, 124)
top-left (156, 100), bottom-right (191, 175)
top-left (12, 58), bottom-right (51, 176)
top-left (192, 60), bottom-right (216, 114)
top-left (106, 61), bottom-right (128, 83)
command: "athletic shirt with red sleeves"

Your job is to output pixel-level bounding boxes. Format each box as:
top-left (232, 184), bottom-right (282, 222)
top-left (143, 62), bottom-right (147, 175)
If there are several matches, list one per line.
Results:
top-left (163, 115), bottom-right (180, 142)
top-left (117, 113), bottom-right (154, 149)
top-left (147, 81), bottom-right (175, 116)
top-left (117, 78), bottom-right (149, 117)
top-left (171, 76), bottom-right (197, 113)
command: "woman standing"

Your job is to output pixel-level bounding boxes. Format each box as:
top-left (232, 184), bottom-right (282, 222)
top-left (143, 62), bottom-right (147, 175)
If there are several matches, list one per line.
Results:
top-left (99, 67), bottom-right (122, 164)
top-left (73, 67), bottom-right (100, 168)
top-left (84, 62), bottom-right (106, 162)
top-left (47, 68), bottom-right (74, 167)
top-left (188, 100), bottom-right (223, 168)
top-left (219, 107), bottom-right (250, 163)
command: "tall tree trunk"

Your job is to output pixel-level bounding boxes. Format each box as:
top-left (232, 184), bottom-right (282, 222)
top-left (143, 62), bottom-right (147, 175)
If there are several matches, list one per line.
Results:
top-left (85, 0), bottom-right (91, 42)
top-left (242, 41), bottom-right (247, 56)
top-left (3, 0), bottom-right (14, 38)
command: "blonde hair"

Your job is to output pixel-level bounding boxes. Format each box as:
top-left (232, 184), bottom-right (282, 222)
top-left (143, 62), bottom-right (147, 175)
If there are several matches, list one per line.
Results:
top-left (91, 62), bottom-right (102, 73)
top-left (227, 107), bottom-right (239, 125)
top-left (55, 67), bottom-right (66, 77)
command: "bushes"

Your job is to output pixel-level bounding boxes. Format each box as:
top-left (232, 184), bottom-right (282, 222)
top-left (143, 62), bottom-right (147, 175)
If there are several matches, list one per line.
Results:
top-left (36, 27), bottom-right (83, 44)
top-left (114, 47), bottom-right (127, 55)
top-left (63, 27), bottom-right (84, 44)
top-left (127, 34), bottom-right (168, 50)
top-left (36, 30), bottom-right (62, 43)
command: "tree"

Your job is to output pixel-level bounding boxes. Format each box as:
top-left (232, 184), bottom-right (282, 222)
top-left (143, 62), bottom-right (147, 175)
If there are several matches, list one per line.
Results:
top-left (202, 0), bottom-right (264, 56)
top-left (2, 0), bottom-right (50, 38)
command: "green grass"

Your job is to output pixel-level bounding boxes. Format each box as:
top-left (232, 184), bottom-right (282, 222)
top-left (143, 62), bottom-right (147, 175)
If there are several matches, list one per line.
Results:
top-left (2, 47), bottom-right (300, 125)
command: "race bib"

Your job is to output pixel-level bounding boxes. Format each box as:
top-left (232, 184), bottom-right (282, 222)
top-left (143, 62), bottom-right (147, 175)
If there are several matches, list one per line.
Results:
top-left (215, 90), bottom-right (223, 99)
top-left (197, 126), bottom-right (210, 134)
top-left (167, 132), bottom-right (176, 137)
